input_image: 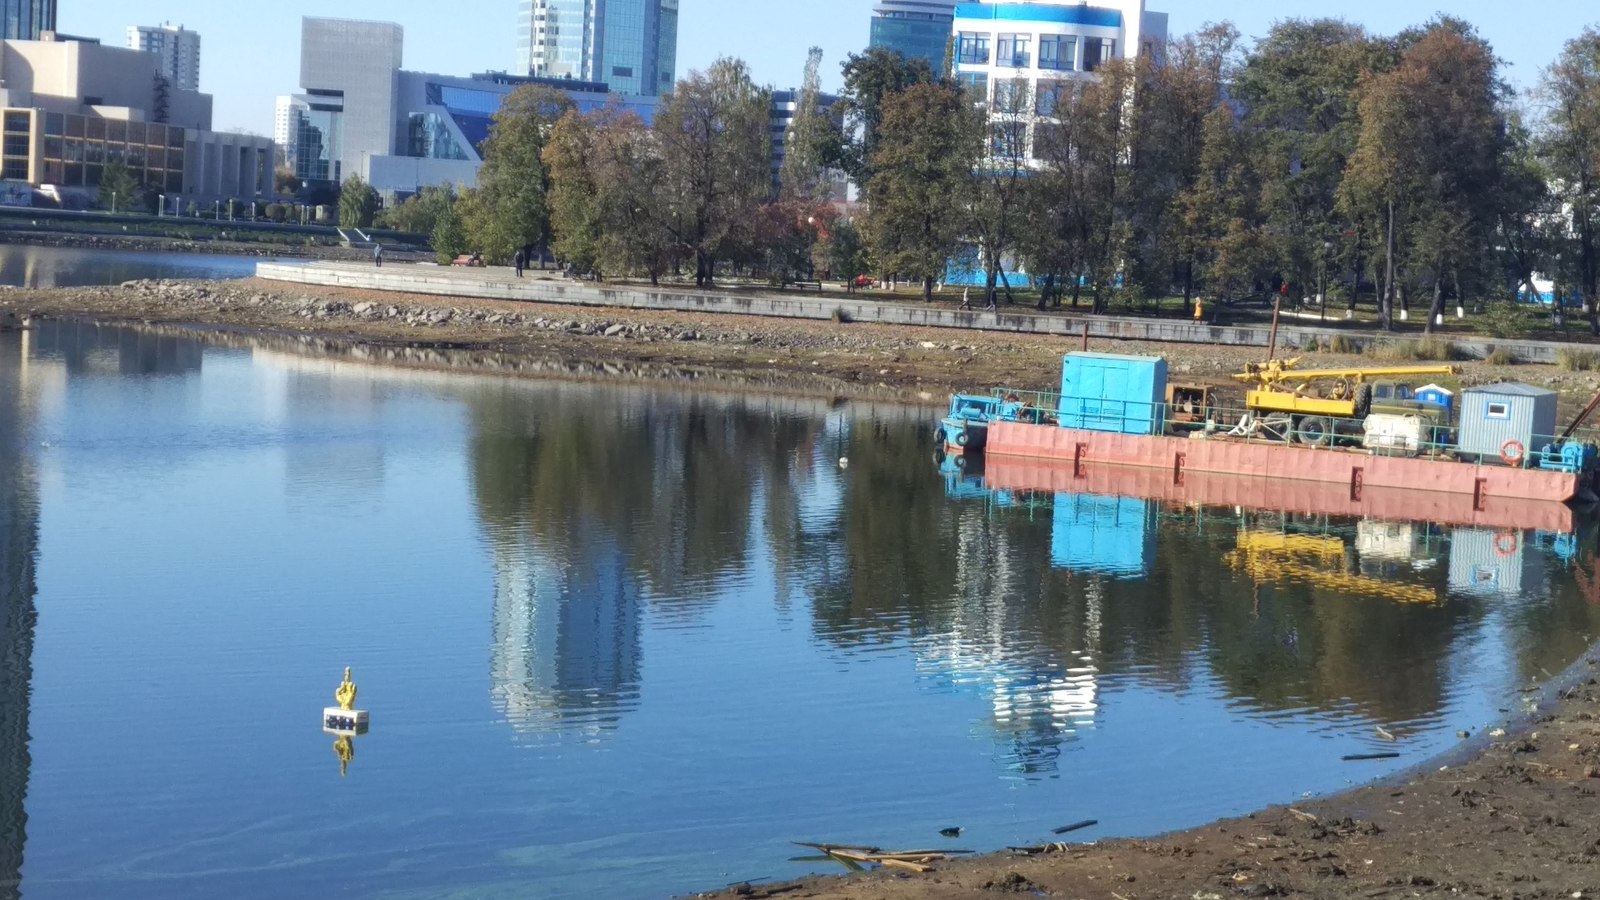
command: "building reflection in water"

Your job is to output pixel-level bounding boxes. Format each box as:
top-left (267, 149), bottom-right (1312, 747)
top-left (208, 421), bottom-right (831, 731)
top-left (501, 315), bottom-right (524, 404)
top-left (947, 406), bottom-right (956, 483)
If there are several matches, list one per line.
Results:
top-left (488, 529), bottom-right (642, 742)
top-left (0, 328), bottom-right (39, 899)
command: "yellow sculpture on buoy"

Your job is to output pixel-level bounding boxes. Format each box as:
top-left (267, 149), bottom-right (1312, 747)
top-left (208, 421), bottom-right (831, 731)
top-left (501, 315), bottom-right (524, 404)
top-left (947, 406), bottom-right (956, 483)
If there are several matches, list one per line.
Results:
top-left (335, 667), bottom-right (358, 711)
top-left (333, 734), bottom-right (354, 777)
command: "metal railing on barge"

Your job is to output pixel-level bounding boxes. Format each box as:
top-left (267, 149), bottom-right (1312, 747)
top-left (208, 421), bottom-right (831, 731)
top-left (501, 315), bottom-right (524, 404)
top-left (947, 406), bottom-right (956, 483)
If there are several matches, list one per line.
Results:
top-left (984, 387), bottom-right (1600, 475)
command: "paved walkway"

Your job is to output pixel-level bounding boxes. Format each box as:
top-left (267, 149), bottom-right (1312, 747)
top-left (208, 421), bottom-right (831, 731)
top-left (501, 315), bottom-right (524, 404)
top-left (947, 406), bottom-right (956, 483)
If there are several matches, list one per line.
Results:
top-left (257, 260), bottom-right (1577, 364)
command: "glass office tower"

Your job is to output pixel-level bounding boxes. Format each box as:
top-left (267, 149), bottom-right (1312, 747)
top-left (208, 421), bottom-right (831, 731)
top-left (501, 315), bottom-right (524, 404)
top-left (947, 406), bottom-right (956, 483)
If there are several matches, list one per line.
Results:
top-left (2, 0), bottom-right (54, 40)
top-left (517, 0), bottom-right (676, 96)
top-left (869, 0), bottom-right (956, 70)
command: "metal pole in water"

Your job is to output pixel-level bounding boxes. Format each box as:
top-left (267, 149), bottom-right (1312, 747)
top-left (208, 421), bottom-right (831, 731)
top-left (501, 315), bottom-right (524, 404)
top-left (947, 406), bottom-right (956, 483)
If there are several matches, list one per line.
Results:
top-left (1081, 320), bottom-right (1089, 352)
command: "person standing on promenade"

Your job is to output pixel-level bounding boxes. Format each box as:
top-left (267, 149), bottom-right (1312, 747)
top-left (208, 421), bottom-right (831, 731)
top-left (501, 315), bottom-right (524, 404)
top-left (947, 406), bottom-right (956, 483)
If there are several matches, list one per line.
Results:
top-left (514, 248), bottom-right (525, 278)
top-left (374, 243), bottom-right (383, 268)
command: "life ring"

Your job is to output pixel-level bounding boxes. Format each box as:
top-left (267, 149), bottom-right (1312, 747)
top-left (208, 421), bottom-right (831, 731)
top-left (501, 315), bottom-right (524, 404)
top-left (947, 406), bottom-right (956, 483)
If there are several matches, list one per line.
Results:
top-left (1494, 532), bottom-right (1518, 556)
top-left (1500, 440), bottom-right (1525, 467)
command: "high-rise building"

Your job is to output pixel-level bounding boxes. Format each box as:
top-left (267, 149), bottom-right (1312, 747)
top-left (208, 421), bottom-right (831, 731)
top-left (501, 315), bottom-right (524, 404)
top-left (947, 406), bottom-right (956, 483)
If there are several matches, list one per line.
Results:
top-left (516, 0), bottom-right (677, 96)
top-left (868, 0), bottom-right (956, 70)
top-left (297, 17), bottom-right (404, 184)
top-left (273, 95), bottom-right (305, 172)
top-left (1, 0), bottom-right (53, 41)
top-left (126, 23), bottom-right (201, 92)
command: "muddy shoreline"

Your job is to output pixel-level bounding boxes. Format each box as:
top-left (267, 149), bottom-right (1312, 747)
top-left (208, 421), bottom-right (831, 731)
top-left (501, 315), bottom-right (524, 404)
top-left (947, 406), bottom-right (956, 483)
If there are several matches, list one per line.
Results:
top-left (7, 279), bottom-right (1600, 897)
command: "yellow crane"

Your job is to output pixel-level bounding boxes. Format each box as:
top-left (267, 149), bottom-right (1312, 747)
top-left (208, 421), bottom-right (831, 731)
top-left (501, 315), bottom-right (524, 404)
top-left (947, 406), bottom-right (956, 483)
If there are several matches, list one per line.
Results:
top-left (1225, 530), bottom-right (1439, 606)
top-left (1230, 358), bottom-right (1458, 445)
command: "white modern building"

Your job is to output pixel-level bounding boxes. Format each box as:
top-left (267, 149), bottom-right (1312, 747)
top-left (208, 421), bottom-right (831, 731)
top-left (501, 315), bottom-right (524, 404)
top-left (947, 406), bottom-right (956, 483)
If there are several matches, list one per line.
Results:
top-left (951, 0), bottom-right (1167, 163)
top-left (126, 23), bottom-right (200, 92)
top-left (272, 94), bottom-right (302, 170)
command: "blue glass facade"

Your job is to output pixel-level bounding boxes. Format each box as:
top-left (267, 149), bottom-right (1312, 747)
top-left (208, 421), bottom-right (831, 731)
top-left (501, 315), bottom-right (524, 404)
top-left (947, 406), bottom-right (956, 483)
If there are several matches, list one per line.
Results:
top-left (518, 0), bottom-right (676, 96)
top-left (1, 0), bottom-right (52, 40)
top-left (868, 0), bottom-right (955, 70)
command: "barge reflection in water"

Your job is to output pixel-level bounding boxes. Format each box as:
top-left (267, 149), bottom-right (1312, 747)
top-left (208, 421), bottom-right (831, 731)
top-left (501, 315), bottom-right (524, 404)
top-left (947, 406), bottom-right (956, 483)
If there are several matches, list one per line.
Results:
top-left (1, 319), bottom-right (1598, 899)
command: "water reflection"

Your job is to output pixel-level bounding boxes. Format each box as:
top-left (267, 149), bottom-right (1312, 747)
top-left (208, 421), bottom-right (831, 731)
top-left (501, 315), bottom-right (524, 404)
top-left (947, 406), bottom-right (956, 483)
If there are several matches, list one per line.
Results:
top-left (0, 244), bottom-right (258, 288)
top-left (10, 318), bottom-right (1600, 899)
top-left (0, 329), bottom-right (38, 900)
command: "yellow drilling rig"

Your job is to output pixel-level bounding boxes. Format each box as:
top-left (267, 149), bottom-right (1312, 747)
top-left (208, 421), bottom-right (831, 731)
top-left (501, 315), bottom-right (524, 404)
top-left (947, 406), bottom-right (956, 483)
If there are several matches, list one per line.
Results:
top-left (1229, 357), bottom-right (1458, 446)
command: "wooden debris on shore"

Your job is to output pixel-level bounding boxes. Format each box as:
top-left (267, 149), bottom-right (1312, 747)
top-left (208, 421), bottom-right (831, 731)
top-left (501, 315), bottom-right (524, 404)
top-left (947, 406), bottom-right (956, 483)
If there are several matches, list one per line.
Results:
top-left (1007, 841), bottom-right (1073, 856)
top-left (791, 842), bottom-right (974, 873)
top-left (1051, 818), bottom-right (1099, 835)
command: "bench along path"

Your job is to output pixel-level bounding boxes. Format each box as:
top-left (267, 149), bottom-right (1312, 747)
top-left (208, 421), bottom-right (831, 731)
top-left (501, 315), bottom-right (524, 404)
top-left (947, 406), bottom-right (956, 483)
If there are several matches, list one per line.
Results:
top-left (256, 261), bottom-right (1580, 363)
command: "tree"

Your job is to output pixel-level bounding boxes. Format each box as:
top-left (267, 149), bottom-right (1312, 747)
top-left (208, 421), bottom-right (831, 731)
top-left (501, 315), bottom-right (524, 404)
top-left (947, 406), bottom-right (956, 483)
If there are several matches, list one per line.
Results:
top-left (1173, 106), bottom-right (1272, 300)
top-left (864, 82), bottom-right (980, 302)
top-left (780, 47), bottom-right (844, 204)
top-left (275, 167), bottom-right (303, 197)
top-left (656, 58), bottom-right (772, 287)
top-left (1235, 19), bottom-right (1391, 312)
top-left (544, 109), bottom-right (605, 276)
top-left (338, 174), bottom-right (379, 228)
top-left (375, 185), bottom-right (455, 234)
top-left (431, 198), bottom-right (468, 264)
top-left (98, 161), bottom-right (140, 212)
top-left (969, 75), bottom-right (1033, 305)
top-left (837, 48), bottom-right (940, 188)
top-left (820, 216), bottom-right (869, 289)
top-left (464, 85), bottom-right (573, 264)
top-left (1341, 23), bottom-right (1506, 331)
top-left (1540, 27), bottom-right (1600, 333)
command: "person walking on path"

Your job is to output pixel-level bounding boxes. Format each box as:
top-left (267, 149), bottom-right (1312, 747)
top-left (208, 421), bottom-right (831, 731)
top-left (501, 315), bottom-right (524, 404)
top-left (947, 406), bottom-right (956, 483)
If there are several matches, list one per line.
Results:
top-left (373, 243), bottom-right (383, 268)
top-left (513, 248), bottom-right (525, 278)
top-left (1194, 296), bottom-right (1204, 322)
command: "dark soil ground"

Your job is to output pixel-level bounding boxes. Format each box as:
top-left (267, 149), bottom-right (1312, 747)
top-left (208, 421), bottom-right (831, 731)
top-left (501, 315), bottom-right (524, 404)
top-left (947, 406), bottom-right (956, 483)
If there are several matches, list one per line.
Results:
top-left (8, 278), bottom-right (1600, 899)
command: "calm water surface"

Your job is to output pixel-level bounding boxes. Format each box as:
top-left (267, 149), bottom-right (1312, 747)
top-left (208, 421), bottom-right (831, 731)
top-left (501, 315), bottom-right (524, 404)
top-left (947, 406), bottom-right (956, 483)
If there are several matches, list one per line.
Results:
top-left (1, 321), bottom-right (1598, 899)
top-left (0, 243), bottom-right (260, 288)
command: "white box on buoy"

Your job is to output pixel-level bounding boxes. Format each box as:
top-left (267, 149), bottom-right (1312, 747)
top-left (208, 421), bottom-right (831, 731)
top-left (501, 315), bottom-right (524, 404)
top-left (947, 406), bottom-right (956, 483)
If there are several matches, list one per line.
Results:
top-left (323, 707), bottom-right (370, 734)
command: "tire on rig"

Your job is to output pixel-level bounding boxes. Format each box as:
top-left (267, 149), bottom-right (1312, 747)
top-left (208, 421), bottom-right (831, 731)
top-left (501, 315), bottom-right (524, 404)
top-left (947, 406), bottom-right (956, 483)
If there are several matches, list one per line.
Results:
top-left (1354, 382), bottom-right (1374, 418)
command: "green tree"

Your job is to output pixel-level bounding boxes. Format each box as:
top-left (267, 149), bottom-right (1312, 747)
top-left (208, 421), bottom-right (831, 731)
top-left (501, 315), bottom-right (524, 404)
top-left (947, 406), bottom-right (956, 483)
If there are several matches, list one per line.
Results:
top-left (819, 216), bottom-right (869, 289)
top-left (655, 58), bottom-right (772, 287)
top-left (969, 76), bottom-right (1033, 306)
top-left (544, 109), bottom-right (605, 276)
top-left (1235, 19), bottom-right (1392, 312)
top-left (338, 174), bottom-right (379, 228)
top-left (464, 85), bottom-right (574, 264)
top-left (1341, 23), bottom-right (1506, 331)
top-left (1540, 27), bottom-right (1600, 333)
top-left (375, 185), bottom-right (455, 234)
top-left (97, 161), bottom-right (140, 212)
top-left (780, 47), bottom-right (844, 203)
top-left (864, 81), bottom-right (980, 302)
top-left (837, 47), bottom-right (940, 188)
top-left (1173, 106), bottom-right (1272, 300)
top-left (431, 198), bottom-right (468, 264)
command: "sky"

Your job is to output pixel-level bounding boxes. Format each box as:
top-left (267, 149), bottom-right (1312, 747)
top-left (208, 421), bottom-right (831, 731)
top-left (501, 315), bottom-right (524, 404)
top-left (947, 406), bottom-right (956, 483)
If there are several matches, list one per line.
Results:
top-left (59, 0), bottom-right (1598, 137)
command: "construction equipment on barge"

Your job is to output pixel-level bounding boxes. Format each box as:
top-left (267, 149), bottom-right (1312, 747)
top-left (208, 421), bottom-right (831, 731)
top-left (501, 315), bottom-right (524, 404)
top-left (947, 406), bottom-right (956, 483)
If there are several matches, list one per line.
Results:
top-left (937, 351), bottom-right (1600, 506)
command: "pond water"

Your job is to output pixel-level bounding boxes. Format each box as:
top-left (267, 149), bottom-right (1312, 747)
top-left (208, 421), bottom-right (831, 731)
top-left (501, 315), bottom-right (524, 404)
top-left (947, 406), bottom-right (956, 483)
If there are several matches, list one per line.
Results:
top-left (1, 320), bottom-right (1597, 900)
top-left (0, 243), bottom-right (261, 288)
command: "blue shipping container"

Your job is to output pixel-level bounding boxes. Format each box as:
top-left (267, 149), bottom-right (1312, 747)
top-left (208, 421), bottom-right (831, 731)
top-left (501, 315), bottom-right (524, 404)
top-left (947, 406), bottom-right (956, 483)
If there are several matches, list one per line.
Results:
top-left (1057, 352), bottom-right (1168, 434)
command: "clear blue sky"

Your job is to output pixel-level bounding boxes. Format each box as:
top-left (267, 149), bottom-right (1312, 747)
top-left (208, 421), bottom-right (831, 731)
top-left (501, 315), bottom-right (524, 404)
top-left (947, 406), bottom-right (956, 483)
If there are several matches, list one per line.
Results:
top-left (58, 0), bottom-right (1598, 136)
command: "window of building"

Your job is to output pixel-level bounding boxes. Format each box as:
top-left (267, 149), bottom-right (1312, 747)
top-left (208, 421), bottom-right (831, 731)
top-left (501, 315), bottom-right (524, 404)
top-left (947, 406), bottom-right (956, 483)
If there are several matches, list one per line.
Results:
top-left (613, 66), bottom-right (633, 77)
top-left (1083, 37), bottom-right (1116, 71)
top-left (956, 32), bottom-right (990, 66)
top-left (3, 136), bottom-right (29, 157)
top-left (127, 121), bottom-right (146, 146)
top-left (995, 33), bottom-right (1030, 68)
top-left (1039, 35), bottom-right (1075, 71)
top-left (44, 113), bottom-right (63, 136)
top-left (3, 112), bottom-right (28, 133)
top-left (958, 72), bottom-right (989, 103)
top-left (993, 78), bottom-right (1030, 115)
top-left (65, 116), bottom-right (84, 138)
top-left (86, 118), bottom-right (105, 141)
top-left (107, 120), bottom-right (126, 144)
top-left (1486, 402), bottom-right (1510, 420)
top-left (1036, 81), bottom-right (1068, 117)
top-left (2, 159), bottom-right (26, 180)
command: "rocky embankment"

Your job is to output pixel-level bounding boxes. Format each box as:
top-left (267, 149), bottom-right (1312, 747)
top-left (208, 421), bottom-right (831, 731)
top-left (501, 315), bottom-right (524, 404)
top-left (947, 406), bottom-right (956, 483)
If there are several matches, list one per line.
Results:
top-left (7, 277), bottom-right (1600, 409)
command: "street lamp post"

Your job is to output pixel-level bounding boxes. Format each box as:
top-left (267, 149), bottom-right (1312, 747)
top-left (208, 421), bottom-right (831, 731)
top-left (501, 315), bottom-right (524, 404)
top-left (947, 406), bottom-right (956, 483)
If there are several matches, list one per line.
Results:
top-left (110, 191), bottom-right (116, 214)
top-left (1320, 240), bottom-right (1331, 321)
top-left (158, 194), bottom-right (165, 217)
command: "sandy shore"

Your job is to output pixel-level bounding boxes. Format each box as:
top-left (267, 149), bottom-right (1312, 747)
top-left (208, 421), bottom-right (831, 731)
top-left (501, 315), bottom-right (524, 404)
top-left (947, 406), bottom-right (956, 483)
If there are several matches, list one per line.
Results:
top-left (6, 278), bottom-right (1600, 898)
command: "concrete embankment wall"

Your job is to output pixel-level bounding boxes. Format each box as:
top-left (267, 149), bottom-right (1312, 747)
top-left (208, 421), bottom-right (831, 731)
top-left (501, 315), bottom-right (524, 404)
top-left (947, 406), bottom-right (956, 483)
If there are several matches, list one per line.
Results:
top-left (256, 262), bottom-right (1583, 364)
